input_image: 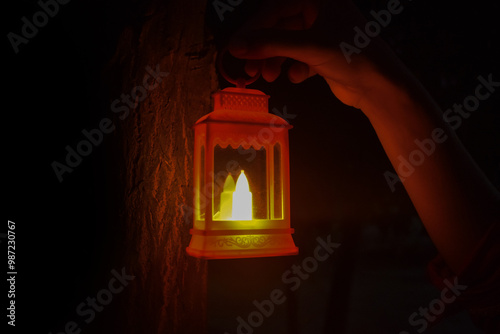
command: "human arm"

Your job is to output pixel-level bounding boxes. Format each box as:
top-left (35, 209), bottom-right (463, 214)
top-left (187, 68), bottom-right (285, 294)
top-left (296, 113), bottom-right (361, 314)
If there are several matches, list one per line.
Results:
top-left (228, 0), bottom-right (500, 273)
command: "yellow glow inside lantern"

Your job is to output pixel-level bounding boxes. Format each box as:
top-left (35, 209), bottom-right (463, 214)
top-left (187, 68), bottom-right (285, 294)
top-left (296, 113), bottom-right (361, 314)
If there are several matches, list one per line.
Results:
top-left (220, 171), bottom-right (253, 220)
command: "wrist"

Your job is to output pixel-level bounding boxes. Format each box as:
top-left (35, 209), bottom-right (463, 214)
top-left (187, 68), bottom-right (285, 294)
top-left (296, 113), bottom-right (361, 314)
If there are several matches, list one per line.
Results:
top-left (360, 69), bottom-right (440, 128)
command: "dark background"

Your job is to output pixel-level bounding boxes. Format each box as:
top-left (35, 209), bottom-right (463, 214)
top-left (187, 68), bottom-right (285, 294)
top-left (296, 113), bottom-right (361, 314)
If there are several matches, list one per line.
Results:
top-left (4, 0), bottom-right (499, 333)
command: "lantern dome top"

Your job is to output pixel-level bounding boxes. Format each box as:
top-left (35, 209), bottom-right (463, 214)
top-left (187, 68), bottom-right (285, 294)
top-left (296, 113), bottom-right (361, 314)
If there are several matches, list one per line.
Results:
top-left (214, 87), bottom-right (269, 113)
top-left (195, 87), bottom-right (291, 128)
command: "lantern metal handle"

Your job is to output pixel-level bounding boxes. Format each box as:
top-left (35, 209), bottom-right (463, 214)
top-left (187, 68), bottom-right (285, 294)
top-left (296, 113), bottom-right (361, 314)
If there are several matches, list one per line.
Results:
top-left (217, 47), bottom-right (261, 88)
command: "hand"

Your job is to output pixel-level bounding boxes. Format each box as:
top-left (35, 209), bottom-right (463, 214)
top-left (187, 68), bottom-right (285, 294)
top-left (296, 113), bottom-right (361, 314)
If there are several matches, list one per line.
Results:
top-left (229, 0), bottom-right (500, 274)
top-left (228, 0), bottom-right (411, 112)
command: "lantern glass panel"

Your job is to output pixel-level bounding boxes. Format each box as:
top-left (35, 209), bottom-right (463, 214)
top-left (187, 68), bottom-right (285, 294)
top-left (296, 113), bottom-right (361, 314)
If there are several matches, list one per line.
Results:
top-left (273, 143), bottom-right (282, 220)
top-left (195, 145), bottom-right (206, 222)
top-left (212, 144), bottom-right (267, 221)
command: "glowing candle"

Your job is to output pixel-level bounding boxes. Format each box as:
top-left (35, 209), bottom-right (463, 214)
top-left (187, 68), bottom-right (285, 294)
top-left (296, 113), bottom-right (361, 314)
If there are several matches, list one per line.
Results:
top-left (232, 170), bottom-right (252, 220)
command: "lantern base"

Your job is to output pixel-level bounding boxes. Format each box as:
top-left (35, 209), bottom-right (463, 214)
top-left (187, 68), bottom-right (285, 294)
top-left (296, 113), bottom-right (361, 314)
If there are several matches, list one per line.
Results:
top-left (186, 229), bottom-right (298, 259)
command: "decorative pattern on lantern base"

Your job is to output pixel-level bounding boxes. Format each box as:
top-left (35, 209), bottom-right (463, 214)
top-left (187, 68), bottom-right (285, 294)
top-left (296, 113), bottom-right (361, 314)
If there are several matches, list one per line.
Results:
top-left (186, 229), bottom-right (298, 259)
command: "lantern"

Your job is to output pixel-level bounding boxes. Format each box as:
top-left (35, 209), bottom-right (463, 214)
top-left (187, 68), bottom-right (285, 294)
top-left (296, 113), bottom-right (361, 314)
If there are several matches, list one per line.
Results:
top-left (186, 52), bottom-right (298, 259)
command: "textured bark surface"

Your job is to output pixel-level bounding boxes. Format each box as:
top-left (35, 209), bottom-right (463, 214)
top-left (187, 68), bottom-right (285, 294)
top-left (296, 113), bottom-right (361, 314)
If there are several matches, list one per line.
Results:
top-left (101, 0), bottom-right (217, 333)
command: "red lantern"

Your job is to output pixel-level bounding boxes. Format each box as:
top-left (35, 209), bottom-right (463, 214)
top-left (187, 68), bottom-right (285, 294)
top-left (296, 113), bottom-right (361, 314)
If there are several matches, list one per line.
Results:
top-left (186, 52), bottom-right (298, 259)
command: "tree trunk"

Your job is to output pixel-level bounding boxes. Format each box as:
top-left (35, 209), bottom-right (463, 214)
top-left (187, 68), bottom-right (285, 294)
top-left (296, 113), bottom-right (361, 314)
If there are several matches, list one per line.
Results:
top-left (101, 1), bottom-right (217, 333)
